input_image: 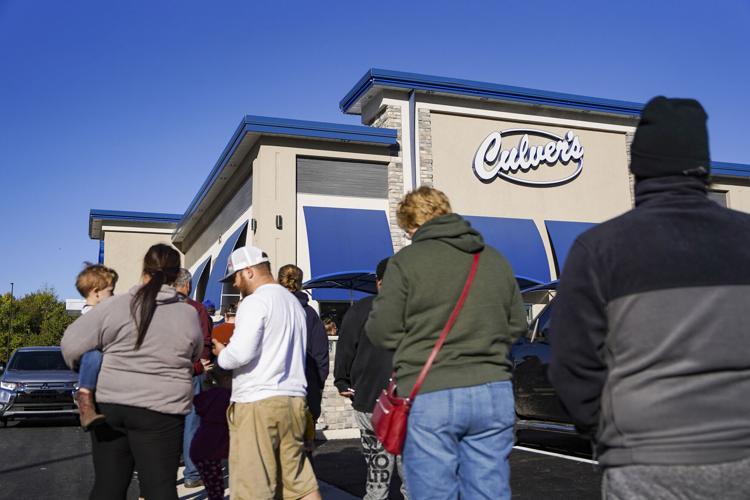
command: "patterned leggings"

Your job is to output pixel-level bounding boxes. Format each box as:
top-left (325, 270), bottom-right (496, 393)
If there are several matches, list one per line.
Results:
top-left (195, 459), bottom-right (225, 500)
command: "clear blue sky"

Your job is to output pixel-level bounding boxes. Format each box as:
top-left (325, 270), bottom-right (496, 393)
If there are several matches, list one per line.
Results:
top-left (1, 0), bottom-right (748, 299)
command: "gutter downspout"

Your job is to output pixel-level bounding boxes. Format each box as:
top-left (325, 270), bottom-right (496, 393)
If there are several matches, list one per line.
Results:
top-left (409, 90), bottom-right (417, 190)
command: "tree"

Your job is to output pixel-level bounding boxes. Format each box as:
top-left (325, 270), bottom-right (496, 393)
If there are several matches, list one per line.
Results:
top-left (1, 288), bottom-right (74, 360)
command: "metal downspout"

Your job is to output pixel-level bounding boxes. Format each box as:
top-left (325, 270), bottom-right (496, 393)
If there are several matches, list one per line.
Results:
top-left (409, 90), bottom-right (417, 190)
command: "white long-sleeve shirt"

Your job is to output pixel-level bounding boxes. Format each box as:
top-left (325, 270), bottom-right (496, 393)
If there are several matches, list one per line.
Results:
top-left (217, 283), bottom-right (308, 403)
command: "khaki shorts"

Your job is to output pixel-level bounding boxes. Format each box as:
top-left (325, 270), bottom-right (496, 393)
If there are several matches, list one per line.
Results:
top-left (228, 396), bottom-right (318, 500)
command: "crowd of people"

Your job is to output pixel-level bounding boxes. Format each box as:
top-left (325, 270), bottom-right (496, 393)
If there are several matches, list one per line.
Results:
top-left (59, 96), bottom-right (749, 500)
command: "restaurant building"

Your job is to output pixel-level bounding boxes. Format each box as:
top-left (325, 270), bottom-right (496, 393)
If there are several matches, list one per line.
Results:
top-left (87, 69), bottom-right (750, 430)
top-left (91, 68), bottom-right (750, 307)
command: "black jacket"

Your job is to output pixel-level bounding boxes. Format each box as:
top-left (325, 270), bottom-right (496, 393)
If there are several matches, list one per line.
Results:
top-left (549, 176), bottom-right (750, 467)
top-left (334, 295), bottom-right (393, 413)
top-left (295, 291), bottom-right (329, 420)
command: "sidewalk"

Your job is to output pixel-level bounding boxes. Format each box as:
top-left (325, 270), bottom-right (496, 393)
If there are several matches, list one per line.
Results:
top-left (176, 433), bottom-right (601, 499)
top-left (175, 465), bottom-right (359, 500)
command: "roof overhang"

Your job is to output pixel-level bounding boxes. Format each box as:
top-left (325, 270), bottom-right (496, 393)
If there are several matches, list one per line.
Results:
top-left (89, 209), bottom-right (181, 240)
top-left (340, 68), bottom-right (644, 118)
top-left (711, 161), bottom-right (750, 180)
top-left (172, 115), bottom-right (398, 245)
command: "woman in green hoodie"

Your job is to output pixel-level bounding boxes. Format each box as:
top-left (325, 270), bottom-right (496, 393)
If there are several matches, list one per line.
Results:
top-left (366, 187), bottom-right (527, 500)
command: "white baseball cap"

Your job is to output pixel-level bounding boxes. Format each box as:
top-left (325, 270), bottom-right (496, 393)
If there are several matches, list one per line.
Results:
top-left (219, 246), bottom-right (269, 283)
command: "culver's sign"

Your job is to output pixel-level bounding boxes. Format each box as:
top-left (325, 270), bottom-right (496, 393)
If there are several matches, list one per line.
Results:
top-left (473, 129), bottom-right (584, 186)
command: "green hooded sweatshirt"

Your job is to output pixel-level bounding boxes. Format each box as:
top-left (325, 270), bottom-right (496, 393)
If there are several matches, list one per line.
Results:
top-left (365, 213), bottom-right (527, 397)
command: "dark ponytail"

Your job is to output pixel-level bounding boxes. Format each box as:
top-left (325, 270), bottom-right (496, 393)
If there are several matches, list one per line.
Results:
top-left (130, 244), bottom-right (181, 350)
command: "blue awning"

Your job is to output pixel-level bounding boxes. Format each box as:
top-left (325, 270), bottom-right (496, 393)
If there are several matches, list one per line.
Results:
top-left (204, 221), bottom-right (248, 307)
top-left (303, 207), bottom-right (393, 301)
top-left (303, 270), bottom-right (377, 295)
top-left (545, 220), bottom-right (596, 274)
top-left (189, 256), bottom-right (211, 300)
top-left (464, 215), bottom-right (550, 283)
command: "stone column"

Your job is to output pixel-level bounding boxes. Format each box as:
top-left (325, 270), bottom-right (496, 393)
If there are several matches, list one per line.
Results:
top-left (626, 131), bottom-right (636, 208)
top-left (418, 109), bottom-right (434, 187)
top-left (371, 106), bottom-right (407, 251)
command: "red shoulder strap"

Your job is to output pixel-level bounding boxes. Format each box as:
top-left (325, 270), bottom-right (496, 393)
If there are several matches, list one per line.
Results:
top-left (408, 252), bottom-right (481, 400)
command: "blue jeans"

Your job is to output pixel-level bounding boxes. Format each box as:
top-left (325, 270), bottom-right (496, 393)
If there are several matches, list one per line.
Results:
top-left (182, 373), bottom-right (204, 482)
top-left (78, 350), bottom-right (103, 390)
top-left (402, 380), bottom-right (515, 500)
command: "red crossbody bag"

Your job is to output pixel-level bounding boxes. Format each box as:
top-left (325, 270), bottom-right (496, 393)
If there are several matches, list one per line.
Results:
top-left (371, 252), bottom-right (481, 455)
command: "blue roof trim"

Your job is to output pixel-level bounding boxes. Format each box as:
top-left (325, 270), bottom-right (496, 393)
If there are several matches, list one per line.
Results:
top-left (177, 116), bottom-right (398, 234)
top-left (89, 209), bottom-right (182, 224)
top-left (89, 209), bottom-right (182, 240)
top-left (340, 68), bottom-right (644, 117)
top-left (711, 161), bottom-right (750, 178)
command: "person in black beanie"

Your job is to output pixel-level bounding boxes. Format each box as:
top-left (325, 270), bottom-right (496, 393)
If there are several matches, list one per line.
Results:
top-left (549, 96), bottom-right (750, 499)
top-left (334, 258), bottom-right (408, 500)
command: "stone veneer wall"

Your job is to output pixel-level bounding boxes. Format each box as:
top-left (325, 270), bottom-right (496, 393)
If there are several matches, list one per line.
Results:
top-left (370, 105), bottom-right (407, 252)
top-left (626, 131), bottom-right (636, 207)
top-left (319, 337), bottom-right (357, 431)
top-left (418, 109), bottom-right (434, 187)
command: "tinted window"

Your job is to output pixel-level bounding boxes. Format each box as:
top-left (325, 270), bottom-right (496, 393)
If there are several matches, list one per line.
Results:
top-left (533, 302), bottom-right (554, 340)
top-left (9, 351), bottom-right (69, 371)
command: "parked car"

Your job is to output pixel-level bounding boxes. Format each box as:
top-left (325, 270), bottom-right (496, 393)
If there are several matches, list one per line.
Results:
top-left (511, 281), bottom-right (578, 433)
top-left (0, 346), bottom-right (79, 425)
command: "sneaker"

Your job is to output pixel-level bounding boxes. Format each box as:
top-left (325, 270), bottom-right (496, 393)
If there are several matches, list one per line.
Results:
top-left (184, 478), bottom-right (204, 488)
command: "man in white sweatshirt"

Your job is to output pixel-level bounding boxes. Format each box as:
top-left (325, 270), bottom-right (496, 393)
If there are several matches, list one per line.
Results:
top-left (212, 246), bottom-right (320, 500)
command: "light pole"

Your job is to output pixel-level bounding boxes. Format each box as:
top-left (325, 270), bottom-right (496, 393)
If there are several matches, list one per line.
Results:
top-left (6, 283), bottom-right (13, 360)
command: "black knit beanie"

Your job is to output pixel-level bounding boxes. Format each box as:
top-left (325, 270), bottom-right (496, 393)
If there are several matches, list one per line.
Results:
top-left (630, 96), bottom-right (710, 179)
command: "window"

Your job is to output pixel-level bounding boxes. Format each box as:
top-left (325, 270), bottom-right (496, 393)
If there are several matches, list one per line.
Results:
top-left (9, 351), bottom-right (68, 371)
top-left (530, 302), bottom-right (554, 342)
top-left (297, 158), bottom-right (388, 198)
top-left (708, 190), bottom-right (728, 207)
top-left (220, 225), bottom-right (248, 309)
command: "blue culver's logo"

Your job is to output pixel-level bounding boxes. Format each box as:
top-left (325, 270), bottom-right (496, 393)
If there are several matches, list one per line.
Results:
top-left (473, 129), bottom-right (584, 186)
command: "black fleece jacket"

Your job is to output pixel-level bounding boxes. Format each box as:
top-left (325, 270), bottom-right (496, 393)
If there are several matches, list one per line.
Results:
top-left (294, 291), bottom-right (329, 421)
top-left (549, 176), bottom-right (750, 467)
top-left (334, 295), bottom-right (393, 413)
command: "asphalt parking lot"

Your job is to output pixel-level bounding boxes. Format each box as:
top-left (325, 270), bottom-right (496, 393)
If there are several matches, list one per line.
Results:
top-left (0, 419), bottom-right (600, 499)
top-left (313, 431), bottom-right (601, 500)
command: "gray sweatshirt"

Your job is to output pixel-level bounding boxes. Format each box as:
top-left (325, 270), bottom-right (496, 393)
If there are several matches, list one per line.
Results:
top-left (61, 285), bottom-right (202, 415)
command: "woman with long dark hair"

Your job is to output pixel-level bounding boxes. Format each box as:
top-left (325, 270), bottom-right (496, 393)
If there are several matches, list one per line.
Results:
top-left (62, 244), bottom-right (203, 500)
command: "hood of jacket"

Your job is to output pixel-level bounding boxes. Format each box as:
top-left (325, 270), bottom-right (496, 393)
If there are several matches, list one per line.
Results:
top-left (634, 175), bottom-right (709, 208)
top-left (128, 284), bottom-right (183, 304)
top-left (411, 213), bottom-right (484, 253)
top-left (294, 290), bottom-right (310, 307)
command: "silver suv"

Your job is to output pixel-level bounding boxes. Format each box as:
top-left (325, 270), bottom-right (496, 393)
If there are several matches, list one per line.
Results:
top-left (0, 346), bottom-right (78, 425)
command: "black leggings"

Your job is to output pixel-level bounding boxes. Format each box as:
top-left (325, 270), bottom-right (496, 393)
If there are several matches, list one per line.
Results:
top-left (89, 403), bottom-right (185, 500)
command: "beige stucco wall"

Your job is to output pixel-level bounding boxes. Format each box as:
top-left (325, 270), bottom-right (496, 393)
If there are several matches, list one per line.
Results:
top-left (250, 137), bottom-right (394, 274)
top-left (710, 178), bottom-right (750, 212)
top-left (429, 111), bottom-right (633, 278)
top-left (183, 173), bottom-right (253, 269)
top-left (103, 231), bottom-right (179, 293)
top-left (430, 112), bottom-right (633, 221)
